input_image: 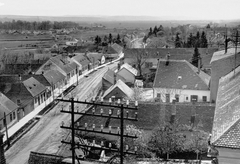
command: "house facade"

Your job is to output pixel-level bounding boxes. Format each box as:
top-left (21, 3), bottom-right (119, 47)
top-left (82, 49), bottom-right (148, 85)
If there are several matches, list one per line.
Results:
top-left (0, 92), bottom-right (19, 130)
top-left (102, 69), bottom-right (126, 91)
top-left (117, 63), bottom-right (138, 84)
top-left (153, 60), bottom-right (210, 103)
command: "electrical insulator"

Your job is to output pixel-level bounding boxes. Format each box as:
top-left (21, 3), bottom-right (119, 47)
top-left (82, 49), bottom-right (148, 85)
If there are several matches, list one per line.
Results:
top-left (85, 123), bottom-right (88, 128)
top-left (109, 109), bottom-right (112, 115)
top-left (126, 99), bottom-right (129, 105)
top-left (135, 101), bottom-right (138, 107)
top-left (92, 124), bottom-right (95, 129)
top-left (126, 145), bottom-right (129, 151)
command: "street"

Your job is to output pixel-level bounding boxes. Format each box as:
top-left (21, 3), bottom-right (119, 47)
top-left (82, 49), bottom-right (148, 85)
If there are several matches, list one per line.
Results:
top-left (5, 62), bottom-right (117, 164)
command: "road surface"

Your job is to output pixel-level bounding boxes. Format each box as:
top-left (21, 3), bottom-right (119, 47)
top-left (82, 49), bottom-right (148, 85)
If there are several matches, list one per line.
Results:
top-left (5, 63), bottom-right (117, 164)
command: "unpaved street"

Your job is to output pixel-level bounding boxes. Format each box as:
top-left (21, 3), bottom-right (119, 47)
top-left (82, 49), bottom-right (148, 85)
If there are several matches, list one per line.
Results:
top-left (5, 63), bottom-right (117, 164)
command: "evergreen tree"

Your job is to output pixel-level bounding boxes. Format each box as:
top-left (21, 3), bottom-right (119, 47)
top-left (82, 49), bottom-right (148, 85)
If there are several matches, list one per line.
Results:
top-left (200, 31), bottom-right (208, 48)
top-left (149, 27), bottom-right (153, 36)
top-left (175, 33), bottom-right (182, 48)
top-left (195, 31), bottom-right (200, 47)
top-left (94, 35), bottom-right (101, 45)
top-left (108, 33), bottom-right (112, 44)
top-left (116, 34), bottom-right (121, 44)
top-left (191, 46), bottom-right (202, 68)
top-left (158, 25), bottom-right (164, 32)
top-left (187, 33), bottom-right (193, 48)
top-left (153, 26), bottom-right (158, 36)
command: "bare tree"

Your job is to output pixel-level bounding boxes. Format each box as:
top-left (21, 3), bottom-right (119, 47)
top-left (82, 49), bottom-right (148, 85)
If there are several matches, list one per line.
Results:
top-left (133, 51), bottom-right (148, 77)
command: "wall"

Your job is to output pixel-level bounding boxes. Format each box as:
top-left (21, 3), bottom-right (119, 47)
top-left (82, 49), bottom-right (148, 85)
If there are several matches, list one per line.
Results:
top-left (154, 88), bottom-right (210, 103)
top-left (102, 79), bottom-right (112, 91)
top-left (117, 68), bottom-right (135, 83)
top-left (103, 87), bottom-right (127, 100)
top-left (210, 54), bottom-right (240, 102)
top-left (217, 147), bottom-right (240, 164)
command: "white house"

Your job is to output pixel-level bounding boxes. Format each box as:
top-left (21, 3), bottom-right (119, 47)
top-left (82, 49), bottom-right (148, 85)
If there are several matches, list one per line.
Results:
top-left (117, 63), bottom-right (138, 84)
top-left (153, 60), bottom-right (210, 103)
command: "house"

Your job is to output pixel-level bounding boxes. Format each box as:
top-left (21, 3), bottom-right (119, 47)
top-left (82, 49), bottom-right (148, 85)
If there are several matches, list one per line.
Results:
top-left (211, 65), bottom-right (240, 163)
top-left (103, 43), bottom-right (124, 59)
top-left (210, 47), bottom-right (240, 102)
top-left (42, 70), bottom-right (66, 98)
top-left (0, 92), bottom-right (19, 130)
top-left (102, 79), bottom-right (134, 101)
top-left (153, 60), bottom-right (211, 103)
top-left (123, 48), bottom-right (218, 71)
top-left (66, 41), bottom-right (78, 46)
top-left (102, 69), bottom-right (126, 91)
top-left (72, 53), bottom-right (90, 75)
top-left (86, 53), bottom-right (105, 69)
top-left (36, 55), bottom-right (79, 88)
top-left (1, 77), bottom-right (47, 121)
top-left (117, 63), bottom-right (138, 84)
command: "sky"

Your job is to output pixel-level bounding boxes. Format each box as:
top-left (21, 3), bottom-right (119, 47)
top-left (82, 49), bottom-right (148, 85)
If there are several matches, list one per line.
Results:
top-left (0, 0), bottom-right (240, 20)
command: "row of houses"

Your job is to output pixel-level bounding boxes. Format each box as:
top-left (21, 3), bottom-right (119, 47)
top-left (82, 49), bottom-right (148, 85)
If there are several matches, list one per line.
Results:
top-left (0, 50), bottom-right (118, 132)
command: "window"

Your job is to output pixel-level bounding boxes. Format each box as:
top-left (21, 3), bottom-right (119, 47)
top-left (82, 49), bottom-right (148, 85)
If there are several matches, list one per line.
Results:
top-left (145, 62), bottom-right (153, 68)
top-left (202, 96), bottom-right (207, 102)
top-left (186, 96), bottom-right (188, 100)
top-left (13, 112), bottom-right (15, 119)
top-left (175, 94), bottom-right (179, 102)
top-left (157, 93), bottom-right (161, 98)
top-left (10, 113), bottom-right (12, 122)
top-left (35, 97), bottom-right (38, 104)
top-left (191, 95), bottom-right (198, 102)
top-left (22, 109), bottom-right (25, 117)
top-left (17, 99), bottom-right (21, 104)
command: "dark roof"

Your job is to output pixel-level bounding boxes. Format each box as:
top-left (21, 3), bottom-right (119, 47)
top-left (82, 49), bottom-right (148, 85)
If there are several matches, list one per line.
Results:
top-left (78, 102), bottom-right (214, 132)
top-left (210, 47), bottom-right (240, 63)
top-left (111, 43), bottom-right (123, 54)
top-left (212, 65), bottom-right (240, 148)
top-left (23, 77), bottom-right (46, 97)
top-left (43, 70), bottom-right (65, 85)
top-left (50, 55), bottom-right (76, 74)
top-left (102, 69), bottom-right (126, 85)
top-left (0, 74), bottom-right (50, 87)
top-left (124, 48), bottom-right (218, 68)
top-left (153, 60), bottom-right (210, 90)
top-left (86, 53), bottom-right (103, 63)
top-left (72, 53), bottom-right (90, 67)
top-left (0, 92), bottom-right (18, 118)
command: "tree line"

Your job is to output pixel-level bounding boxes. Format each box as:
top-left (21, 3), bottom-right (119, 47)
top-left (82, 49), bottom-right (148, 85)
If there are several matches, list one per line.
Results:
top-left (0, 20), bottom-right (80, 30)
top-left (175, 31), bottom-right (208, 48)
top-left (94, 33), bottom-right (124, 46)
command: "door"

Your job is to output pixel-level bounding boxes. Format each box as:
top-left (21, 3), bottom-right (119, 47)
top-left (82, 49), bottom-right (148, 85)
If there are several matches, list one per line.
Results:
top-left (166, 94), bottom-right (170, 103)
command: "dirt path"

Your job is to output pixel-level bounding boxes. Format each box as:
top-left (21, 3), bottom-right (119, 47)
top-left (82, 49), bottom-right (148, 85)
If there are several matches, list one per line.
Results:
top-left (5, 63), bottom-right (117, 164)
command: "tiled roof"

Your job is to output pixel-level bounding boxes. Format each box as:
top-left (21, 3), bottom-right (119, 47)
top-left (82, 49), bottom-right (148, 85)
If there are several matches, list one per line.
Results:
top-left (0, 92), bottom-right (18, 117)
top-left (119, 63), bottom-right (138, 76)
top-left (111, 43), bottom-right (123, 54)
top-left (102, 79), bottom-right (134, 99)
top-left (72, 53), bottom-right (90, 67)
top-left (153, 60), bottom-right (210, 90)
top-left (210, 47), bottom-right (240, 64)
top-left (23, 77), bottom-right (46, 97)
top-left (102, 69), bottom-right (126, 85)
top-left (212, 65), bottom-right (240, 147)
top-left (214, 119), bottom-right (240, 149)
top-left (124, 48), bottom-right (218, 68)
top-left (43, 70), bottom-right (65, 85)
top-left (50, 55), bottom-right (76, 74)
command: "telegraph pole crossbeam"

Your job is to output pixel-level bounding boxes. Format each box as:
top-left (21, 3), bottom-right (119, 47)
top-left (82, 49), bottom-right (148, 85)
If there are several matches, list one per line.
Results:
top-left (57, 97), bottom-right (138, 164)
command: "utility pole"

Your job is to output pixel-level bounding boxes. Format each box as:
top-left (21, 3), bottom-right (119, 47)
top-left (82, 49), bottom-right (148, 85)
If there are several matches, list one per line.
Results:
top-left (58, 97), bottom-right (138, 164)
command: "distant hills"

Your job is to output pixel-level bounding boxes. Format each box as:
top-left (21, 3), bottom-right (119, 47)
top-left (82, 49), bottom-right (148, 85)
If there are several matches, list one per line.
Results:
top-left (0, 15), bottom-right (239, 27)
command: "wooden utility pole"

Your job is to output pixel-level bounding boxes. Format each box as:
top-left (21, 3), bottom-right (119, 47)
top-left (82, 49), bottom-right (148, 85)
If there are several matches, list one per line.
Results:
top-left (58, 97), bottom-right (138, 164)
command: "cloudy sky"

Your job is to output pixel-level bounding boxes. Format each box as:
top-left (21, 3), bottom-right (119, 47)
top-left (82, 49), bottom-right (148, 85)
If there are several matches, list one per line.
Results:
top-left (0, 0), bottom-right (239, 20)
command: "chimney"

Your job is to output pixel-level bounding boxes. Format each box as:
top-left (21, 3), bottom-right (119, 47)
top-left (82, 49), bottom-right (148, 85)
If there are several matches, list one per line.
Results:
top-left (0, 132), bottom-right (6, 164)
top-left (165, 52), bottom-right (170, 66)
